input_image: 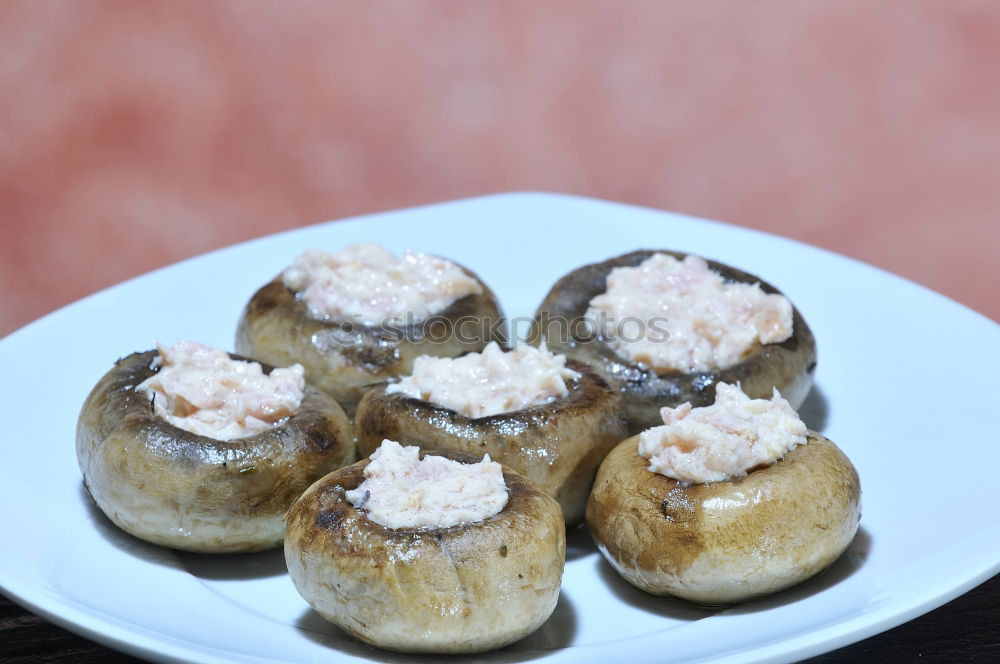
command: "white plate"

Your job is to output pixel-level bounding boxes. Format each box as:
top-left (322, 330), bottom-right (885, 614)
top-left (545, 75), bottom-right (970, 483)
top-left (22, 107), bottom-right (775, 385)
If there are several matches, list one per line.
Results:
top-left (2, 192), bottom-right (999, 664)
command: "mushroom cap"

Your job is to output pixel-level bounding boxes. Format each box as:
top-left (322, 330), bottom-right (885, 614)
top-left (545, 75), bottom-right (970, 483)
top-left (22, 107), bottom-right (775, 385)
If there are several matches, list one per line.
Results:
top-left (76, 350), bottom-right (356, 553)
top-left (284, 450), bottom-right (566, 654)
top-left (586, 432), bottom-right (861, 605)
top-left (235, 263), bottom-right (506, 417)
top-left (354, 360), bottom-right (627, 525)
top-left (531, 249), bottom-right (817, 434)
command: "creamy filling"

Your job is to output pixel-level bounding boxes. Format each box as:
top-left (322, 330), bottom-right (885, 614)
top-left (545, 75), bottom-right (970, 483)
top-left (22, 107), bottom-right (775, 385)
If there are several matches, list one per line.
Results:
top-left (585, 253), bottom-right (793, 372)
top-left (135, 340), bottom-right (305, 441)
top-left (385, 341), bottom-right (581, 418)
top-left (281, 242), bottom-right (483, 323)
top-left (638, 382), bottom-right (807, 484)
top-left (346, 439), bottom-right (508, 529)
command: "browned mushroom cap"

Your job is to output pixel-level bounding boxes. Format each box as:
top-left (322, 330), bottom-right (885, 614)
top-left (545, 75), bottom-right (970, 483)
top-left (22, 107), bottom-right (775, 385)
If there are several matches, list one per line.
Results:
top-left (76, 350), bottom-right (356, 553)
top-left (530, 249), bottom-right (817, 434)
top-left (235, 263), bottom-right (506, 417)
top-left (586, 432), bottom-right (861, 606)
top-left (354, 361), bottom-right (627, 525)
top-left (284, 450), bottom-right (566, 654)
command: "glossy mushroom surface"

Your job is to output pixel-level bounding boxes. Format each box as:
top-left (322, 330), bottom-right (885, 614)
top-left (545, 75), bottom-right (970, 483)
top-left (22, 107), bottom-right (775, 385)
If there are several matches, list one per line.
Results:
top-left (531, 249), bottom-right (816, 433)
top-left (354, 361), bottom-right (627, 525)
top-left (76, 350), bottom-right (356, 553)
top-left (235, 264), bottom-right (506, 417)
top-left (586, 432), bottom-right (861, 605)
top-left (284, 451), bottom-right (566, 654)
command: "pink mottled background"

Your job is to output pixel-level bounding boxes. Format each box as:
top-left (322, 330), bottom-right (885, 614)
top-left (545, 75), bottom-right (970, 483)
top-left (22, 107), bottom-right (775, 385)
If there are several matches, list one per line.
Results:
top-left (2, 1), bottom-right (998, 337)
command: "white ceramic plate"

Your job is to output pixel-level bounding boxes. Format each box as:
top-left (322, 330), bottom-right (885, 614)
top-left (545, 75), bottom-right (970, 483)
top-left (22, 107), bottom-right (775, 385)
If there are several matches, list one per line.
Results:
top-left (2, 192), bottom-right (999, 664)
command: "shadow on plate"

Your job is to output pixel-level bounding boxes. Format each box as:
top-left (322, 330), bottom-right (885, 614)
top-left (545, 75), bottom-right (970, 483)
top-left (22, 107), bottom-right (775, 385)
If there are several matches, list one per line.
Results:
top-left (565, 522), bottom-right (598, 562)
top-left (593, 556), bottom-right (719, 621)
top-left (798, 383), bottom-right (829, 433)
top-left (78, 482), bottom-right (287, 579)
top-left (78, 482), bottom-right (184, 570)
top-left (175, 548), bottom-right (287, 580)
top-left (294, 591), bottom-right (578, 662)
top-left (719, 525), bottom-right (873, 616)
top-left (591, 524), bottom-right (871, 618)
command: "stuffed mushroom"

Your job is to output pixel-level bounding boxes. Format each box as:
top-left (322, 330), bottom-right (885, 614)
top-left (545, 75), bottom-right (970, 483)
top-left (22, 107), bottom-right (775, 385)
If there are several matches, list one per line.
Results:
top-left (531, 250), bottom-right (816, 433)
top-left (284, 440), bottom-right (566, 654)
top-left (354, 342), bottom-right (627, 525)
top-left (586, 383), bottom-right (860, 605)
top-left (76, 341), bottom-right (356, 553)
top-left (236, 243), bottom-right (506, 417)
